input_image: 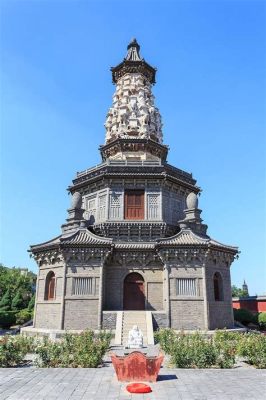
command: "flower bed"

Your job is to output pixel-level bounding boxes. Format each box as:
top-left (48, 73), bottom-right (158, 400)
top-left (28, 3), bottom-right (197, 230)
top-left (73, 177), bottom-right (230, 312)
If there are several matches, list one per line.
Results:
top-left (154, 329), bottom-right (266, 369)
top-left (0, 330), bottom-right (111, 368)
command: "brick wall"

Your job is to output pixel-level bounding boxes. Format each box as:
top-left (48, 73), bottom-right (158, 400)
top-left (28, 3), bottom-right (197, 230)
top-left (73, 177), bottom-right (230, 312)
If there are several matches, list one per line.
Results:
top-left (35, 303), bottom-right (61, 329)
top-left (64, 299), bottom-right (98, 330)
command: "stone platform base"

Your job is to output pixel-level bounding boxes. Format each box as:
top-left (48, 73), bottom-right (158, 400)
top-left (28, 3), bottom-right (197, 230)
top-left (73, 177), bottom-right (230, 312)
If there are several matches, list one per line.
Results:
top-left (21, 326), bottom-right (115, 339)
top-left (21, 326), bottom-right (246, 341)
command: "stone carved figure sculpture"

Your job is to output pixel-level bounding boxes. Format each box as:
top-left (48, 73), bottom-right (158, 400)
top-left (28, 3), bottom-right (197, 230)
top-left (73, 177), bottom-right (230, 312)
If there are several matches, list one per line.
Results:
top-left (104, 41), bottom-right (164, 144)
top-left (127, 325), bottom-right (143, 349)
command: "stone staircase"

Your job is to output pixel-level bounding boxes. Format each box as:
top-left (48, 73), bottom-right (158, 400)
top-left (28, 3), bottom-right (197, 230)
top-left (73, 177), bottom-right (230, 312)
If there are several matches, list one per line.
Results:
top-left (114, 311), bottom-right (154, 346)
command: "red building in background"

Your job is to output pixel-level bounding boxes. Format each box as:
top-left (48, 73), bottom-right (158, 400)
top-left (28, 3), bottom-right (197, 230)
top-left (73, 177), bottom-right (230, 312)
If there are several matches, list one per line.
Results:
top-left (232, 296), bottom-right (266, 313)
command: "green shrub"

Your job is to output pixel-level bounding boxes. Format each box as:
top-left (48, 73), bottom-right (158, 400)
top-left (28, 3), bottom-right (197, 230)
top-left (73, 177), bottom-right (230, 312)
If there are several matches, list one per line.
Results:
top-left (237, 332), bottom-right (266, 369)
top-left (0, 335), bottom-right (35, 367)
top-left (213, 330), bottom-right (241, 368)
top-left (16, 309), bottom-right (32, 325)
top-left (170, 332), bottom-right (217, 368)
top-left (258, 313), bottom-right (266, 330)
top-left (233, 308), bottom-right (257, 325)
top-left (0, 311), bottom-right (17, 328)
top-left (154, 328), bottom-right (177, 355)
top-left (35, 330), bottom-right (111, 368)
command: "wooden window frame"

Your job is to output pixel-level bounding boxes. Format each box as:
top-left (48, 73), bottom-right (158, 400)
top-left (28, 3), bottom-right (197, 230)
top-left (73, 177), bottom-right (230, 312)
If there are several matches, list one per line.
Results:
top-left (124, 190), bottom-right (145, 220)
top-left (45, 271), bottom-right (56, 301)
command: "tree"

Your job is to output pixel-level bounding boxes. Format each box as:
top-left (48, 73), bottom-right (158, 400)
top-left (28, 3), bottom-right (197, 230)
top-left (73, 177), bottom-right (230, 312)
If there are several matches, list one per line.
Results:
top-left (0, 264), bottom-right (36, 311)
top-left (11, 290), bottom-right (26, 310)
top-left (231, 285), bottom-right (249, 298)
top-left (0, 289), bottom-right (12, 311)
top-left (27, 294), bottom-right (35, 311)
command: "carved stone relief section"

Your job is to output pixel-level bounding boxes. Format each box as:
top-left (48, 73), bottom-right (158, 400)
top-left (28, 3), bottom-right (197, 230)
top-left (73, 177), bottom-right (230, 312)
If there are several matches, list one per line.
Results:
top-left (105, 73), bottom-right (163, 144)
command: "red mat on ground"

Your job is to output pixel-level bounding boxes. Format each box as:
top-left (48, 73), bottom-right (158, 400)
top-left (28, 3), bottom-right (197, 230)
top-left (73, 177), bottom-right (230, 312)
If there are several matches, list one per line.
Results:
top-left (126, 383), bottom-right (152, 394)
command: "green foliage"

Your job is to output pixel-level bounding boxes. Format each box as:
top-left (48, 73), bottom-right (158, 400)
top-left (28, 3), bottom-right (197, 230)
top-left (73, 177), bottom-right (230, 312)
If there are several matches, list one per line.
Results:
top-left (237, 332), bottom-right (266, 369)
top-left (0, 335), bottom-right (35, 367)
top-left (170, 332), bottom-right (217, 368)
top-left (11, 290), bottom-right (27, 311)
top-left (155, 328), bottom-right (266, 369)
top-left (231, 285), bottom-right (248, 298)
top-left (213, 330), bottom-right (241, 368)
top-left (0, 311), bottom-right (17, 328)
top-left (258, 313), bottom-right (266, 330)
top-left (0, 289), bottom-right (12, 311)
top-left (233, 308), bottom-right (257, 325)
top-left (27, 294), bottom-right (35, 311)
top-left (0, 264), bottom-right (36, 312)
top-left (35, 330), bottom-right (112, 368)
top-left (15, 309), bottom-right (32, 325)
top-left (154, 327), bottom-right (177, 354)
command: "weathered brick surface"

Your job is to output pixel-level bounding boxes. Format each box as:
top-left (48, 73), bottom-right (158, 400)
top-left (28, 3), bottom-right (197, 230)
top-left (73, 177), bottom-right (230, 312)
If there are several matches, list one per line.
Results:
top-left (102, 311), bottom-right (117, 329)
top-left (35, 303), bottom-right (61, 329)
top-left (170, 299), bottom-right (205, 329)
top-left (152, 312), bottom-right (169, 329)
top-left (64, 299), bottom-right (98, 330)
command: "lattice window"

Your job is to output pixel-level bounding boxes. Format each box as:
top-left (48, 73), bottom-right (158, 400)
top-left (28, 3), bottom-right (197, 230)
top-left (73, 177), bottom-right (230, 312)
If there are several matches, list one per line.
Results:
top-left (72, 278), bottom-right (94, 296)
top-left (176, 278), bottom-right (197, 296)
top-left (87, 197), bottom-right (96, 223)
top-left (148, 194), bottom-right (159, 220)
top-left (98, 194), bottom-right (107, 221)
top-left (109, 193), bottom-right (122, 219)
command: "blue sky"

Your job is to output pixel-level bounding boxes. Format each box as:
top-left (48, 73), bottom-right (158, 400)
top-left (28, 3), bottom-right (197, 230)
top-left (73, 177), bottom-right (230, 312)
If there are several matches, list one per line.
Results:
top-left (0, 0), bottom-right (265, 295)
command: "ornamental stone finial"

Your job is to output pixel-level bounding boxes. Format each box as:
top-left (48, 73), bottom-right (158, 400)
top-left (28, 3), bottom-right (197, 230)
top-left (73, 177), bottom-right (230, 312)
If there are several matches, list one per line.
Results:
top-left (186, 192), bottom-right (198, 209)
top-left (71, 191), bottom-right (82, 209)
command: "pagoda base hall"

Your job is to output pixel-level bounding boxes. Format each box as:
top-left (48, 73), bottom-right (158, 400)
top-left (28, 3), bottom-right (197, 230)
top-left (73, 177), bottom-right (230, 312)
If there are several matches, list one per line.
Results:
top-left (24, 40), bottom-right (238, 341)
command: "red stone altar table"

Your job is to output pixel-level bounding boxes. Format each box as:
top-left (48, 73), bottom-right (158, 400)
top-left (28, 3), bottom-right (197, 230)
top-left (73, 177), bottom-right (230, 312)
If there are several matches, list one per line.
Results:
top-left (110, 351), bottom-right (164, 382)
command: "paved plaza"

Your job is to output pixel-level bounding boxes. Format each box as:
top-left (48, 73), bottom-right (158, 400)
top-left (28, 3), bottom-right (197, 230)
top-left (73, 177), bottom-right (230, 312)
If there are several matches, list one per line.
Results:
top-left (0, 365), bottom-right (265, 400)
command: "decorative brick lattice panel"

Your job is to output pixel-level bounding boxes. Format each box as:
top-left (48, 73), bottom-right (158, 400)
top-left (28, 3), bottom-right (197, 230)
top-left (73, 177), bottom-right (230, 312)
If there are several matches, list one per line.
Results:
top-left (72, 277), bottom-right (95, 296)
top-left (110, 193), bottom-right (122, 219)
top-left (176, 278), bottom-right (197, 296)
top-left (148, 194), bottom-right (159, 220)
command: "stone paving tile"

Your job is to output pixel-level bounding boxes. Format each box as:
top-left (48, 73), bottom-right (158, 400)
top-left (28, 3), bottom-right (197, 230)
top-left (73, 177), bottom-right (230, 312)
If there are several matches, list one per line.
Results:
top-left (0, 367), bottom-right (266, 400)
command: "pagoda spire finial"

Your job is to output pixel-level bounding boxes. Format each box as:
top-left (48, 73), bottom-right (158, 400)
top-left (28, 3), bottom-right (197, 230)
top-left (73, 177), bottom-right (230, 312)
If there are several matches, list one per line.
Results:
top-left (125, 38), bottom-right (142, 61)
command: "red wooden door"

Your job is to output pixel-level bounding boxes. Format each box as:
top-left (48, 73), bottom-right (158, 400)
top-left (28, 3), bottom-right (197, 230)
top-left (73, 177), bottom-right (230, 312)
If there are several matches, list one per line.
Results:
top-left (123, 273), bottom-right (145, 310)
top-left (124, 191), bottom-right (144, 220)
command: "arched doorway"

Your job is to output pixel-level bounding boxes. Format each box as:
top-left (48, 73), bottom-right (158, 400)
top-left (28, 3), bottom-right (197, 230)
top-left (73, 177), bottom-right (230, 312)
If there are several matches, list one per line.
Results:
top-left (123, 272), bottom-right (145, 310)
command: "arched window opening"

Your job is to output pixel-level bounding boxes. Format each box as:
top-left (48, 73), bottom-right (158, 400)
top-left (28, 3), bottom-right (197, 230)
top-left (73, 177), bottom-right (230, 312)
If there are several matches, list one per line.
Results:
top-left (45, 271), bottom-right (56, 300)
top-left (213, 272), bottom-right (223, 301)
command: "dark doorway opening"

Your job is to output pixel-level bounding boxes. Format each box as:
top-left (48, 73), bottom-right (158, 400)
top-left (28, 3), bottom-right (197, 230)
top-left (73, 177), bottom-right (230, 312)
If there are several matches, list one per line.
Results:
top-left (123, 272), bottom-right (145, 310)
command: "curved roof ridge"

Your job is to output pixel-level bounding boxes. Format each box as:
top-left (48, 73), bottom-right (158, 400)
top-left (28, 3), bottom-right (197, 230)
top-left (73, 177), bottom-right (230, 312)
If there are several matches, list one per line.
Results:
top-left (158, 228), bottom-right (209, 244)
top-left (30, 235), bottom-right (61, 250)
top-left (209, 237), bottom-right (238, 251)
top-left (60, 228), bottom-right (113, 245)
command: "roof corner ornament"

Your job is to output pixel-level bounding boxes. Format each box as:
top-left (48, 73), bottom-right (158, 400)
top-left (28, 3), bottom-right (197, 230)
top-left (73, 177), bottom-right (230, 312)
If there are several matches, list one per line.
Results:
top-left (178, 192), bottom-right (208, 236)
top-left (61, 191), bottom-right (86, 233)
